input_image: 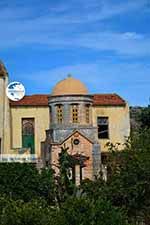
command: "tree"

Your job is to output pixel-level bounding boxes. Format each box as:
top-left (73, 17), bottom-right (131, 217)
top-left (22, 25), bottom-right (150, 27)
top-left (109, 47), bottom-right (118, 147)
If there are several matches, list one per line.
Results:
top-left (138, 106), bottom-right (150, 129)
top-left (55, 146), bottom-right (76, 205)
top-left (1, 130), bottom-right (150, 224)
top-left (0, 163), bottom-right (55, 203)
top-left (38, 167), bottom-right (56, 204)
top-left (107, 129), bottom-right (150, 223)
top-left (54, 197), bottom-right (130, 225)
top-left (0, 197), bottom-right (54, 225)
top-left (81, 129), bottom-right (150, 224)
top-left (0, 195), bottom-right (130, 225)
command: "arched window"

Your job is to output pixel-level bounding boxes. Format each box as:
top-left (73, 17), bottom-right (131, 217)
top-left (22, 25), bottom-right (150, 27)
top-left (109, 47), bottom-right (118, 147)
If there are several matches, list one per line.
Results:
top-left (72, 104), bottom-right (79, 123)
top-left (85, 105), bottom-right (90, 123)
top-left (22, 120), bottom-right (34, 135)
top-left (22, 118), bottom-right (35, 154)
top-left (56, 104), bottom-right (63, 123)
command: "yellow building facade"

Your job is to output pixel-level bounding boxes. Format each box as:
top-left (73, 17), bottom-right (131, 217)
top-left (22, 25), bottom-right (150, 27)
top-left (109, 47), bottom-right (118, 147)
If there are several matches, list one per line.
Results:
top-left (10, 106), bottom-right (49, 157)
top-left (0, 62), bottom-right (130, 181)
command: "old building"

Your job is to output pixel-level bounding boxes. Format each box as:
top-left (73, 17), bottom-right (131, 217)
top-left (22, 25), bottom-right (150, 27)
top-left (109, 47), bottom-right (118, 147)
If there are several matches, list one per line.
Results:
top-left (0, 61), bottom-right (130, 183)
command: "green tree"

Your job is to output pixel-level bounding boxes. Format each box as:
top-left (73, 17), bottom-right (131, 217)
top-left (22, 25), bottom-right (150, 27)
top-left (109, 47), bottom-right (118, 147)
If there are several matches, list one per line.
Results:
top-left (108, 130), bottom-right (150, 223)
top-left (0, 163), bottom-right (55, 203)
top-left (0, 197), bottom-right (55, 225)
top-left (0, 196), bottom-right (130, 225)
top-left (55, 146), bottom-right (76, 205)
top-left (54, 197), bottom-right (130, 225)
top-left (81, 129), bottom-right (150, 224)
top-left (138, 106), bottom-right (150, 129)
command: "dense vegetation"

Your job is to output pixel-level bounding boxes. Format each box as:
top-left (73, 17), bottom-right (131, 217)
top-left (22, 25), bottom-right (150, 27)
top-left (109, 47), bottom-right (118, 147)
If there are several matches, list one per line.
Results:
top-left (0, 106), bottom-right (149, 224)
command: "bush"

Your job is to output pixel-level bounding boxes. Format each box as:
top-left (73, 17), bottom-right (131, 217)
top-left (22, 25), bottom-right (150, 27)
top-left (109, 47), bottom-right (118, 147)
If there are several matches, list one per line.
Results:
top-left (0, 163), bottom-right (55, 203)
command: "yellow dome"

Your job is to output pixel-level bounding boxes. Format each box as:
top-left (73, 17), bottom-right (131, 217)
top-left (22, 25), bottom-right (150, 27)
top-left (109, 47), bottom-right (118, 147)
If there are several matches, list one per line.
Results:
top-left (52, 76), bottom-right (88, 96)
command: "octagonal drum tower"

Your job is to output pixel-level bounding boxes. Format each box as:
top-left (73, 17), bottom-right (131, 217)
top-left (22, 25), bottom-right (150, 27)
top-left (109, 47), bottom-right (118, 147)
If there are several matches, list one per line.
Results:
top-left (44, 76), bottom-right (101, 183)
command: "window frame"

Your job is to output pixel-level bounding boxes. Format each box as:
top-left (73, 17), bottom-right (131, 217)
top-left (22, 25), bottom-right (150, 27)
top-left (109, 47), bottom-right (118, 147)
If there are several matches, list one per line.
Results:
top-left (97, 116), bottom-right (109, 139)
top-left (56, 104), bottom-right (63, 124)
top-left (22, 118), bottom-right (35, 154)
top-left (85, 104), bottom-right (90, 123)
top-left (72, 104), bottom-right (79, 123)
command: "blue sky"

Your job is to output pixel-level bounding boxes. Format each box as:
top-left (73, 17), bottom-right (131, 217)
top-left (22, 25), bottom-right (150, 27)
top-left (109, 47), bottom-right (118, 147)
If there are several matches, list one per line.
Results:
top-left (0, 0), bottom-right (150, 106)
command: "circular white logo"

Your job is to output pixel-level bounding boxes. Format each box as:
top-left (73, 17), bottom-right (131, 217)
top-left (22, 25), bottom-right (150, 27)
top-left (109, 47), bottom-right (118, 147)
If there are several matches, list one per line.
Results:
top-left (6, 82), bottom-right (25, 101)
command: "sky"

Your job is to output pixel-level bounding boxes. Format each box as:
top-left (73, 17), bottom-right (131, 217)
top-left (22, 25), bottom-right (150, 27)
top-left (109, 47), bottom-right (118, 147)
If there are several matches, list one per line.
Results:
top-left (0, 0), bottom-right (150, 106)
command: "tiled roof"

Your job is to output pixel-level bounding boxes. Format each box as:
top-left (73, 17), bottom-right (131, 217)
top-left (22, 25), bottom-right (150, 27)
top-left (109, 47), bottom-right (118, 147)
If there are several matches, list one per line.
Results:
top-left (93, 94), bottom-right (126, 106)
top-left (10, 95), bottom-right (49, 106)
top-left (10, 94), bottom-right (126, 107)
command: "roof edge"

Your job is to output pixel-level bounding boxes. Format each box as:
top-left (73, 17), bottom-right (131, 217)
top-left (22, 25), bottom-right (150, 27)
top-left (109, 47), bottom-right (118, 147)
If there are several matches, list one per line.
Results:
top-left (10, 93), bottom-right (127, 107)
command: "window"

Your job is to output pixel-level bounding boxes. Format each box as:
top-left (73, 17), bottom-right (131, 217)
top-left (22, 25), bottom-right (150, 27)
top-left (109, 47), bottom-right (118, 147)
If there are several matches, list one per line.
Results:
top-left (72, 104), bottom-right (79, 123)
top-left (97, 117), bottom-right (109, 139)
top-left (73, 139), bottom-right (80, 145)
top-left (56, 105), bottom-right (63, 123)
top-left (22, 118), bottom-right (35, 154)
top-left (85, 105), bottom-right (90, 123)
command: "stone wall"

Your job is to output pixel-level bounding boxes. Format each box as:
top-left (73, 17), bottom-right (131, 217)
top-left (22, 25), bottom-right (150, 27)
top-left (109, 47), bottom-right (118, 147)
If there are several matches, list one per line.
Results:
top-left (51, 132), bottom-right (94, 180)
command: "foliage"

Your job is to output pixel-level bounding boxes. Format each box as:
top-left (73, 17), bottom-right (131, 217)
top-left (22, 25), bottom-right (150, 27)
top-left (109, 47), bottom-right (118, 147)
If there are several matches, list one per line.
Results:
top-left (55, 146), bottom-right (76, 205)
top-left (108, 130), bottom-right (150, 222)
top-left (0, 129), bottom-right (150, 224)
top-left (138, 106), bottom-right (150, 129)
top-left (81, 129), bottom-right (150, 224)
top-left (0, 197), bottom-right (54, 225)
top-left (0, 196), bottom-right (129, 225)
top-left (0, 163), bottom-right (55, 203)
top-left (55, 197), bottom-right (129, 225)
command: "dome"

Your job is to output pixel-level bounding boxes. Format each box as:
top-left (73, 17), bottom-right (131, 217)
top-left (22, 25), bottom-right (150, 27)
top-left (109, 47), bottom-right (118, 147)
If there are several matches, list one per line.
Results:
top-left (52, 76), bottom-right (88, 96)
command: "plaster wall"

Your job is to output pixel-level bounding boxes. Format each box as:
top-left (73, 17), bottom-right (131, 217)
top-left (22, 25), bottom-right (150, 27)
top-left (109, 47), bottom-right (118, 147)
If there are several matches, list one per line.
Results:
top-left (10, 106), bottom-right (49, 157)
top-left (92, 105), bottom-right (130, 152)
top-left (10, 103), bottom-right (130, 156)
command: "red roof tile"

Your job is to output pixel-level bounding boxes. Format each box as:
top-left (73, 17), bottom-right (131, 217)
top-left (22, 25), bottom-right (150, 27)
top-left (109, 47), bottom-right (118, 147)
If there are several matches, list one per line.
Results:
top-left (10, 95), bottom-right (49, 106)
top-left (10, 94), bottom-right (126, 107)
top-left (93, 94), bottom-right (126, 106)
